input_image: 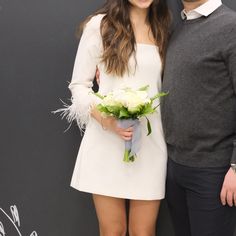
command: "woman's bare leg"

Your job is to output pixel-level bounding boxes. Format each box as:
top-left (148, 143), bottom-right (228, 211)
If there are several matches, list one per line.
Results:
top-left (93, 194), bottom-right (127, 236)
top-left (128, 199), bottom-right (161, 236)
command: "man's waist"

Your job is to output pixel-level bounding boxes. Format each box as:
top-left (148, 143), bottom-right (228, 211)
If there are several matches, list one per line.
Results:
top-left (167, 144), bottom-right (233, 168)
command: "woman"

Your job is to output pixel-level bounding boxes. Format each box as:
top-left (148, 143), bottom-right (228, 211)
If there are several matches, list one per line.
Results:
top-left (60, 0), bottom-right (170, 235)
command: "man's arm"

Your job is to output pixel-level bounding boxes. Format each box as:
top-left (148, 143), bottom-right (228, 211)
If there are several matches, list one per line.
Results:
top-left (220, 24), bottom-right (236, 207)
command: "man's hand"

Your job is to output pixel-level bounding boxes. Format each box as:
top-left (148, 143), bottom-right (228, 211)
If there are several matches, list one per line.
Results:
top-left (220, 167), bottom-right (236, 207)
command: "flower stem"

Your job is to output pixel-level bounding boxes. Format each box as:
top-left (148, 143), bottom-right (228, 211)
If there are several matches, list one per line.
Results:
top-left (123, 150), bottom-right (130, 162)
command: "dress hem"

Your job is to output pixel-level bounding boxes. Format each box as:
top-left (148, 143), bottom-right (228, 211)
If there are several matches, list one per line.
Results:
top-left (70, 184), bottom-right (165, 201)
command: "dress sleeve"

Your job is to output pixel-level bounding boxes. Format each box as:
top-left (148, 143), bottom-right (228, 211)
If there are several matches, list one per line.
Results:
top-left (55, 15), bottom-right (103, 131)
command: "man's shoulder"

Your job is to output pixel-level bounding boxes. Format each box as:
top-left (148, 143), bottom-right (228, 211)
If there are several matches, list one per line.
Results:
top-left (210, 5), bottom-right (236, 34)
top-left (217, 5), bottom-right (236, 25)
top-left (221, 4), bottom-right (236, 15)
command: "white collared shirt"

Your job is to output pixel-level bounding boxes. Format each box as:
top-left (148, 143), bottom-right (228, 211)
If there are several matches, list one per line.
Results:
top-left (181, 0), bottom-right (222, 20)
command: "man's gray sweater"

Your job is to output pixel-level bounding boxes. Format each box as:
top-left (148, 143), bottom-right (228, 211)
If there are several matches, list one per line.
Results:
top-left (161, 5), bottom-right (236, 167)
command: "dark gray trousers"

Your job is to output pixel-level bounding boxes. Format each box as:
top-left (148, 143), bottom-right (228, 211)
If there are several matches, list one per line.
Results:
top-left (166, 159), bottom-right (236, 236)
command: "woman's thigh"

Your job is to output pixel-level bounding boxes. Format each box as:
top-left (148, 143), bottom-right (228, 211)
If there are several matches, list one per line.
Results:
top-left (128, 199), bottom-right (161, 236)
top-left (92, 194), bottom-right (127, 236)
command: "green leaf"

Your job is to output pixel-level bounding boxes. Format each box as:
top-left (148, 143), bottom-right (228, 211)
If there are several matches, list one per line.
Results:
top-left (153, 104), bottom-right (160, 110)
top-left (96, 105), bottom-right (115, 117)
top-left (106, 105), bottom-right (119, 114)
top-left (93, 92), bottom-right (105, 99)
top-left (96, 104), bottom-right (108, 113)
top-left (150, 91), bottom-right (169, 101)
top-left (129, 155), bottom-right (135, 162)
top-left (138, 85), bottom-right (150, 91)
top-left (145, 116), bottom-right (152, 136)
top-left (139, 103), bottom-right (155, 116)
top-left (96, 104), bottom-right (104, 110)
top-left (118, 108), bottom-right (130, 119)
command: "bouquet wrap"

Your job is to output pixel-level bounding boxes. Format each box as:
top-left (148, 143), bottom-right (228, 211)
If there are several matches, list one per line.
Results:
top-left (118, 119), bottom-right (141, 162)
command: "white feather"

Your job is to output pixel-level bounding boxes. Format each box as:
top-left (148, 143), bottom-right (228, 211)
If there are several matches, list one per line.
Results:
top-left (52, 97), bottom-right (91, 132)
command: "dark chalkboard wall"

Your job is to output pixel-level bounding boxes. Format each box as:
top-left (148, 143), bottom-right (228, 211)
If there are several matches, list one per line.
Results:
top-left (0, 0), bottom-right (235, 235)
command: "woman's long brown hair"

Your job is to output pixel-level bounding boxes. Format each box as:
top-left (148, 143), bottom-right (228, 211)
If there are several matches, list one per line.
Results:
top-left (79, 0), bottom-right (170, 77)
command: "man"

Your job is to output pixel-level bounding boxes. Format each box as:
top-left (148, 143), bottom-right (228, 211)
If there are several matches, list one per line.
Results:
top-left (161, 0), bottom-right (236, 235)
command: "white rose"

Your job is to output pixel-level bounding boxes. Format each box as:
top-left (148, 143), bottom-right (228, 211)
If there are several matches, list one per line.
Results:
top-left (103, 93), bottom-right (122, 107)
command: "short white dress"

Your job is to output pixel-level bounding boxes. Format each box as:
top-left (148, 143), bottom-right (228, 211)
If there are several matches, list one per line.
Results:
top-left (65, 14), bottom-right (167, 200)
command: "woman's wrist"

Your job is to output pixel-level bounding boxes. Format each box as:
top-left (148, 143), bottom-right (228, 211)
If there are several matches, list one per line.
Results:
top-left (100, 116), bottom-right (108, 130)
top-left (90, 105), bottom-right (118, 131)
top-left (91, 106), bottom-right (110, 130)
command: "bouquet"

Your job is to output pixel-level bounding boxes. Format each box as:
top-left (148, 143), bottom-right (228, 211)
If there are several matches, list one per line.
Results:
top-left (94, 85), bottom-right (168, 163)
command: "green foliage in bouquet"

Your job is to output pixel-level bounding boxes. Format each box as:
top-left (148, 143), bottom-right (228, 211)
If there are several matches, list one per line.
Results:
top-left (94, 85), bottom-right (168, 136)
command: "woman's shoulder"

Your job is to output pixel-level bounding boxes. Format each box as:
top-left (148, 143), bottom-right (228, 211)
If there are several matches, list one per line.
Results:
top-left (85, 14), bottom-right (106, 31)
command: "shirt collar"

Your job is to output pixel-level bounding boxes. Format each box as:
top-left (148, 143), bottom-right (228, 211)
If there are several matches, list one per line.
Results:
top-left (181, 0), bottom-right (222, 20)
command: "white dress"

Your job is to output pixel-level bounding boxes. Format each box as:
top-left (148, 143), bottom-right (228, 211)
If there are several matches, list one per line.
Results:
top-left (67, 14), bottom-right (167, 200)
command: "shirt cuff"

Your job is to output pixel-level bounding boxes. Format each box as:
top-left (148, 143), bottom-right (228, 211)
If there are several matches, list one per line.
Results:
top-left (231, 140), bottom-right (236, 164)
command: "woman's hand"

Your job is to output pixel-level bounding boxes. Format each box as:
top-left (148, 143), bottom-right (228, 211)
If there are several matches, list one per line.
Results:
top-left (91, 106), bottom-right (133, 140)
top-left (102, 116), bottom-right (133, 141)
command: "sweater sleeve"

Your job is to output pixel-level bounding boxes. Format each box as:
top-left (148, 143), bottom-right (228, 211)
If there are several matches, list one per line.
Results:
top-left (225, 26), bottom-right (236, 164)
top-left (55, 15), bottom-right (103, 130)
